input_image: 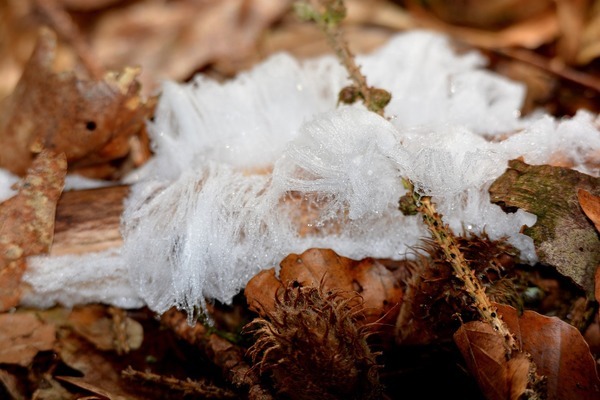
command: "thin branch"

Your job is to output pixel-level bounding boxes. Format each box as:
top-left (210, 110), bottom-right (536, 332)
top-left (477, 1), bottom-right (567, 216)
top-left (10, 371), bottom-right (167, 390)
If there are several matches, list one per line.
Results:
top-left (295, 0), bottom-right (391, 115)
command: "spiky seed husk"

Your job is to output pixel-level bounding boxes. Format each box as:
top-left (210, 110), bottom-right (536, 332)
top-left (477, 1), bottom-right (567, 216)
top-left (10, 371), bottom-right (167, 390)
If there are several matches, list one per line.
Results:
top-left (245, 283), bottom-right (382, 400)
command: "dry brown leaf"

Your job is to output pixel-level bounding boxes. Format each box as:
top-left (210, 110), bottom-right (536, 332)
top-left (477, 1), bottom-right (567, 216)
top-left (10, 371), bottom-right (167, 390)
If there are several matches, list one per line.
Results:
top-left (245, 248), bottom-right (403, 324)
top-left (499, 303), bottom-right (600, 399)
top-left (578, 0), bottom-right (600, 64)
top-left (68, 305), bottom-right (143, 353)
top-left (57, 331), bottom-right (145, 400)
top-left (454, 321), bottom-right (536, 400)
top-left (0, 260), bottom-right (27, 312)
top-left (91, 0), bottom-right (291, 91)
top-left (0, 150), bottom-right (66, 310)
top-left (0, 27), bottom-right (152, 178)
top-left (0, 312), bottom-right (56, 366)
top-left (456, 304), bottom-right (600, 399)
top-left (244, 268), bottom-right (283, 318)
top-left (0, 150), bottom-right (66, 258)
top-left (578, 188), bottom-right (600, 232)
top-left (554, 0), bottom-right (590, 64)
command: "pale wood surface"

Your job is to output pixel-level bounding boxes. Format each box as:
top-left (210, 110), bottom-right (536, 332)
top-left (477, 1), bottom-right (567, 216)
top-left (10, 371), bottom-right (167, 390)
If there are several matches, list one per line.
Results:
top-left (51, 185), bottom-right (128, 255)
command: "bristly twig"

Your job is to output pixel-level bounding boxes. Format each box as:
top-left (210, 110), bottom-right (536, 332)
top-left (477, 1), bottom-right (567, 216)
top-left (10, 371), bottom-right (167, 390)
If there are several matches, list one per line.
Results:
top-left (295, 0), bottom-right (391, 115)
top-left (400, 179), bottom-right (518, 353)
top-left (122, 366), bottom-right (237, 399)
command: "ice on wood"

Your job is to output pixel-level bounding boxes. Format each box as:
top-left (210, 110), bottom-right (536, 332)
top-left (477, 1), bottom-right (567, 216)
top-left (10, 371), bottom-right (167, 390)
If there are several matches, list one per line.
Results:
top-left (21, 249), bottom-right (143, 309)
top-left (16, 30), bottom-right (600, 313)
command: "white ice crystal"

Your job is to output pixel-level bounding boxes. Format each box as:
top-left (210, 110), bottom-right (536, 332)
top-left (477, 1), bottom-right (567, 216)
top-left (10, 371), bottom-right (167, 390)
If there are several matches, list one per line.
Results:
top-left (19, 30), bottom-right (600, 314)
top-left (21, 249), bottom-right (143, 309)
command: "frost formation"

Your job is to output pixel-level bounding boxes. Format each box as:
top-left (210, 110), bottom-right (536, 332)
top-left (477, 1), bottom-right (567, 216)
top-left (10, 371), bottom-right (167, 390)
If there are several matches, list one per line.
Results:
top-left (20, 30), bottom-right (600, 315)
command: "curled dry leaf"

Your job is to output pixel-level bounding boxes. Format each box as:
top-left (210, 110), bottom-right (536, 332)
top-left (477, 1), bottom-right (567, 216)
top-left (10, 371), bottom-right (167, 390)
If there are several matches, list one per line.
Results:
top-left (454, 321), bottom-right (539, 400)
top-left (245, 248), bottom-right (403, 325)
top-left (489, 159), bottom-right (600, 295)
top-left (455, 303), bottom-right (600, 400)
top-left (0, 27), bottom-right (152, 178)
top-left (0, 149), bottom-right (66, 310)
top-left (499, 303), bottom-right (600, 399)
top-left (0, 312), bottom-right (56, 367)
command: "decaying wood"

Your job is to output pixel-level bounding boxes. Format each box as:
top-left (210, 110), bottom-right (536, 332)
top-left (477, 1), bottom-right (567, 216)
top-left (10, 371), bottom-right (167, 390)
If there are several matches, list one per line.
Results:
top-left (50, 185), bottom-right (128, 255)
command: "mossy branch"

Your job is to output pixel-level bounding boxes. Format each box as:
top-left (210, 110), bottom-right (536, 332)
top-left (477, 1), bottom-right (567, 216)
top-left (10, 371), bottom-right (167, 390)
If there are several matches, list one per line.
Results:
top-left (295, 0), bottom-right (391, 115)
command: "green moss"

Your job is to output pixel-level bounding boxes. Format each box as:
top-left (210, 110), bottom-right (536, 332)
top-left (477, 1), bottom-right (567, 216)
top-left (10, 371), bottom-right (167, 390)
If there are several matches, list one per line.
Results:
top-left (489, 159), bottom-right (600, 295)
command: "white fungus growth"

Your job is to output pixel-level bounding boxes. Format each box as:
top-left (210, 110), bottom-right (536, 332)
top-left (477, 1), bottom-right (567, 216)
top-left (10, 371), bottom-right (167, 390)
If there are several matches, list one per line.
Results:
top-left (17, 30), bottom-right (600, 314)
